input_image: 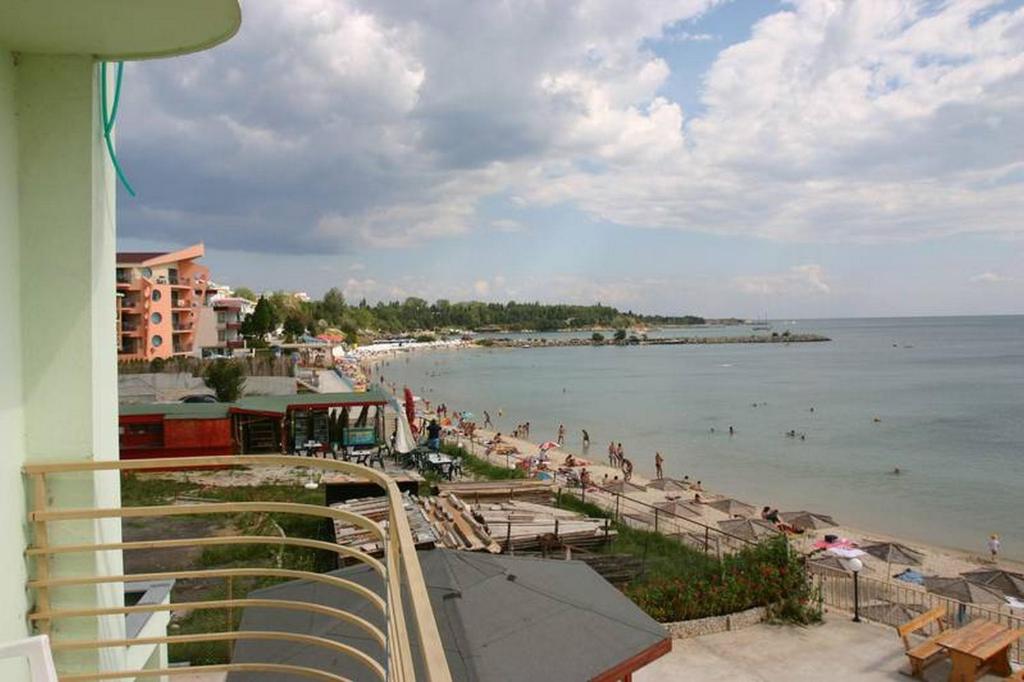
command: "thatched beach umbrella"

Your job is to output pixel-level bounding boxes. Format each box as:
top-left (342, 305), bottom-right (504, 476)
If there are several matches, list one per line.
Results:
top-left (961, 569), bottom-right (1024, 599)
top-left (781, 511), bottom-right (837, 531)
top-left (603, 480), bottom-right (646, 493)
top-left (923, 577), bottom-right (1007, 606)
top-left (708, 498), bottom-right (757, 518)
top-left (862, 542), bottom-right (924, 566)
top-left (858, 602), bottom-right (926, 627)
top-left (647, 478), bottom-right (688, 492)
top-left (653, 500), bottom-right (701, 519)
top-left (718, 518), bottom-right (780, 543)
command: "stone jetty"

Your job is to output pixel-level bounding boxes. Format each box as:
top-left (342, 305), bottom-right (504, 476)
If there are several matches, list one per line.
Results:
top-left (477, 333), bottom-right (830, 349)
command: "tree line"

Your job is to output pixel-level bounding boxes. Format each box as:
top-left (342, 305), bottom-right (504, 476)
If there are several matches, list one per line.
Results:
top-left (235, 287), bottom-right (704, 344)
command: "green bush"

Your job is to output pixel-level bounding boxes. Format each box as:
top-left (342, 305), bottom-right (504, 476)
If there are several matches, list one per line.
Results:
top-left (591, 332), bottom-right (605, 343)
top-left (625, 536), bottom-right (820, 624)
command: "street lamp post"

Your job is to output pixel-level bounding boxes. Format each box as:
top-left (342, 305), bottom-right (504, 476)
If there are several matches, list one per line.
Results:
top-left (848, 558), bottom-right (863, 623)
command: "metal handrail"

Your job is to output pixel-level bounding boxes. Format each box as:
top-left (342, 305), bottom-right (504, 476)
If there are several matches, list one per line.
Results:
top-left (809, 563), bottom-right (1023, 665)
top-left (24, 455), bottom-right (453, 682)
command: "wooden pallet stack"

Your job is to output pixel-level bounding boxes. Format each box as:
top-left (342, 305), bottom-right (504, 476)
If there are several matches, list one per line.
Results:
top-left (467, 498), bottom-right (614, 553)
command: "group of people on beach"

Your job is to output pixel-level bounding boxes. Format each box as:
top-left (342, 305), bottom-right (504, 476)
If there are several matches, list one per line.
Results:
top-left (606, 442), bottom-right (634, 481)
top-left (512, 422), bottom-right (531, 438)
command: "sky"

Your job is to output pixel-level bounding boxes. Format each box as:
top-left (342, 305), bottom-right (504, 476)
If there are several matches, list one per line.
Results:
top-left (116, 0), bottom-right (1024, 319)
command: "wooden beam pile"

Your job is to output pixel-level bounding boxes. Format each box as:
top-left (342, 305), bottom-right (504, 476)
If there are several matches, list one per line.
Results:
top-left (459, 498), bottom-right (614, 553)
top-left (421, 493), bottom-right (502, 553)
top-left (330, 493), bottom-right (438, 556)
top-left (435, 479), bottom-right (554, 504)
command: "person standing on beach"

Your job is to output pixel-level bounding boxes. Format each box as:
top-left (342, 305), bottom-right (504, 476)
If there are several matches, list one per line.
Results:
top-left (622, 458), bottom-right (633, 482)
top-left (608, 442), bottom-right (616, 467)
top-left (616, 443), bottom-right (625, 468)
top-left (426, 419), bottom-right (442, 452)
top-left (988, 534), bottom-right (1001, 561)
top-left (557, 423), bottom-right (565, 445)
top-left (483, 411), bottom-right (492, 428)
top-left (654, 452), bottom-right (664, 479)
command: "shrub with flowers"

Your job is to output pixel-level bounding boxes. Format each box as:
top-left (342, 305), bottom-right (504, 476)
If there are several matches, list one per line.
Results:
top-left (624, 536), bottom-right (821, 624)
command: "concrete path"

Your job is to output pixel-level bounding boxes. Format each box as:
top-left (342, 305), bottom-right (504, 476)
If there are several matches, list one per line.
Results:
top-left (635, 613), bottom-right (1016, 681)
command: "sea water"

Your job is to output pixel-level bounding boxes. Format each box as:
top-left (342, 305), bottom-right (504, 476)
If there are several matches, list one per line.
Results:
top-left (381, 316), bottom-right (1024, 560)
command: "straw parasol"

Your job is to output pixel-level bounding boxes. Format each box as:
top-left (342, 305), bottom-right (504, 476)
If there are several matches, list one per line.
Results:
top-left (780, 511), bottom-right (837, 531)
top-left (961, 569), bottom-right (1024, 599)
top-left (653, 500), bottom-right (701, 518)
top-left (718, 518), bottom-right (781, 542)
top-left (861, 542), bottom-right (924, 566)
top-left (603, 480), bottom-right (646, 493)
top-left (708, 498), bottom-right (757, 517)
top-left (858, 602), bottom-right (926, 627)
top-left (923, 577), bottom-right (1007, 606)
top-left (647, 478), bottom-right (688, 492)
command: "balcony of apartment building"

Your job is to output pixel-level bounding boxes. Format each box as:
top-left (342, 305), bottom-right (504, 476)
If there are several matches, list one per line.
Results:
top-left (169, 294), bottom-right (192, 311)
top-left (24, 456), bottom-right (453, 681)
top-left (116, 269), bottom-right (133, 287)
top-left (121, 295), bottom-right (144, 312)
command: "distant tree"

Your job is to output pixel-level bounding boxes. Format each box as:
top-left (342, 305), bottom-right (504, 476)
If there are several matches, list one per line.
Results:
top-left (613, 329), bottom-right (627, 342)
top-left (283, 312), bottom-right (307, 341)
top-left (241, 296), bottom-right (278, 343)
top-left (320, 287), bottom-right (347, 324)
top-left (233, 286), bottom-right (257, 301)
top-left (202, 359), bottom-right (246, 402)
top-left (591, 332), bottom-right (605, 343)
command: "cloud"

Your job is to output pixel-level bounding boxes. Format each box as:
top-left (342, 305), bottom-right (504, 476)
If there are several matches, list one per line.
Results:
top-left (490, 219), bottom-right (526, 233)
top-left (734, 264), bottom-right (832, 296)
top-left (119, 0), bottom-right (1024, 257)
top-left (969, 272), bottom-right (1013, 283)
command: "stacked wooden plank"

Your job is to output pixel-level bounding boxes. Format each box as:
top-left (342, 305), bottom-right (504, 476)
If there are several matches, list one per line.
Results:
top-left (435, 479), bottom-right (554, 504)
top-left (420, 493), bottom-right (502, 553)
top-left (330, 493), bottom-right (438, 556)
top-left (469, 499), bottom-right (614, 553)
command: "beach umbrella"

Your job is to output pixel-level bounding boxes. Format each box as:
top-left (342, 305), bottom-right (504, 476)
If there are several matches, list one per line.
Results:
top-left (603, 480), bottom-right (646, 494)
top-left (718, 518), bottom-right (781, 542)
top-left (861, 542), bottom-right (924, 566)
top-left (923, 577), bottom-right (1007, 606)
top-left (961, 569), bottom-right (1024, 599)
top-left (403, 387), bottom-right (417, 434)
top-left (825, 547), bottom-right (868, 560)
top-left (538, 441), bottom-right (561, 451)
top-left (647, 478), bottom-right (688, 492)
top-left (708, 498), bottom-right (757, 518)
top-left (653, 500), bottom-right (701, 519)
top-left (781, 511), bottom-right (837, 531)
top-left (858, 602), bottom-right (926, 627)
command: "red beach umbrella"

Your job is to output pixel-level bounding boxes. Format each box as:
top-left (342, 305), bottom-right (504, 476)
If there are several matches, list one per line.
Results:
top-left (538, 441), bottom-right (561, 451)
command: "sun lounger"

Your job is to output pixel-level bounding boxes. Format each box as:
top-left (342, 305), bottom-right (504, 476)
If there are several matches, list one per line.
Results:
top-left (896, 605), bottom-right (948, 678)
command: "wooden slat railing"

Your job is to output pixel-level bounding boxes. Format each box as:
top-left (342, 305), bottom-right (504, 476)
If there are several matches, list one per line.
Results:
top-left (24, 455), bottom-right (453, 682)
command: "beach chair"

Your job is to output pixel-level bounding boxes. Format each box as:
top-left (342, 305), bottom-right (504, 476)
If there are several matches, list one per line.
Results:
top-left (896, 605), bottom-right (948, 678)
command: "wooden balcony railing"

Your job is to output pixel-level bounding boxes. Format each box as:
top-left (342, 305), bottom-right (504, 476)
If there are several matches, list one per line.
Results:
top-left (24, 455), bottom-right (453, 682)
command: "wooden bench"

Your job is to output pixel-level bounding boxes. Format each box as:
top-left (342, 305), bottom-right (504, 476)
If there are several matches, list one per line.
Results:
top-left (897, 606), bottom-right (949, 678)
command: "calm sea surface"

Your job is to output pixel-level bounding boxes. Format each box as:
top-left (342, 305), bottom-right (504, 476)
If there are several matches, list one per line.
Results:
top-left (380, 317), bottom-right (1024, 559)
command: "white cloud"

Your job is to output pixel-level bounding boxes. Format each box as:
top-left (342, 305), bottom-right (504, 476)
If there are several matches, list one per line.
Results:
top-left (969, 272), bottom-right (1013, 283)
top-left (734, 264), bottom-right (832, 296)
top-left (121, 0), bottom-right (1024, 255)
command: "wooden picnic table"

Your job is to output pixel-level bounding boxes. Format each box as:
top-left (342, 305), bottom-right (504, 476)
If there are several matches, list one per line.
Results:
top-left (934, 619), bottom-right (1023, 682)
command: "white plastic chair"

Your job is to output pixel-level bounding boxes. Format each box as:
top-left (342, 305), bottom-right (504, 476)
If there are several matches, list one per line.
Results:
top-left (0, 634), bottom-right (58, 682)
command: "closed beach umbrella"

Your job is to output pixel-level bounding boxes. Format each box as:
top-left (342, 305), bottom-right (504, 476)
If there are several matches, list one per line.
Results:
top-left (708, 498), bottom-right (757, 517)
top-left (718, 518), bottom-right (780, 542)
top-left (862, 542), bottom-right (924, 566)
top-left (781, 511), bottom-right (837, 531)
top-left (961, 569), bottom-right (1024, 599)
top-left (923, 576), bottom-right (1007, 606)
top-left (403, 387), bottom-right (416, 432)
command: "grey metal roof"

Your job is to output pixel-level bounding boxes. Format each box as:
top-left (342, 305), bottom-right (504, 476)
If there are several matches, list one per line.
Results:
top-left (229, 549), bottom-right (669, 681)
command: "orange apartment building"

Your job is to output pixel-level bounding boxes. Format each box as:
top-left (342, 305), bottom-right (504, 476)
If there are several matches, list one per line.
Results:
top-left (116, 243), bottom-right (219, 360)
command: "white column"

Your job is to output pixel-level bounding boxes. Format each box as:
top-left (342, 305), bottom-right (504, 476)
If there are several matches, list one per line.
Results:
top-left (17, 54), bottom-right (126, 674)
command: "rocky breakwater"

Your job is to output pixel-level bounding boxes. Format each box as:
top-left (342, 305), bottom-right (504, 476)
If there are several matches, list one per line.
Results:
top-left (478, 333), bottom-right (831, 349)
